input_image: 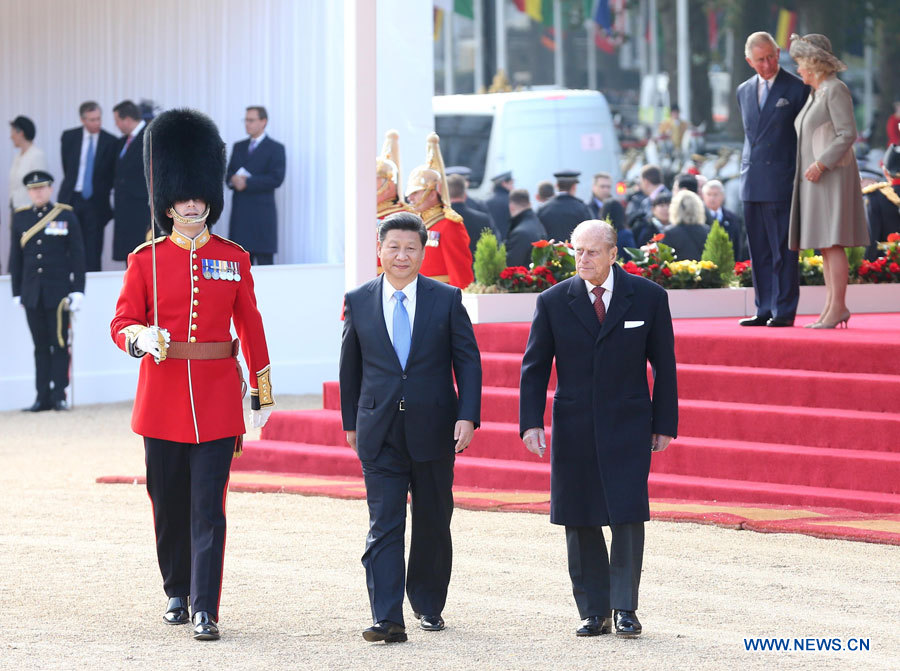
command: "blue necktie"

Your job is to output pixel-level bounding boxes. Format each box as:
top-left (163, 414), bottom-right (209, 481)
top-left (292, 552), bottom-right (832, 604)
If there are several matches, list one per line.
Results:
top-left (82, 135), bottom-right (95, 199)
top-left (392, 290), bottom-right (411, 369)
top-left (248, 139), bottom-right (257, 154)
top-left (759, 79), bottom-right (770, 110)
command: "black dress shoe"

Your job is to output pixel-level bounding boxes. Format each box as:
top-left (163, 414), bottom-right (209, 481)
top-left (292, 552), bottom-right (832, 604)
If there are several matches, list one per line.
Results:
top-left (191, 611), bottom-right (220, 640)
top-left (363, 621), bottom-right (407, 643)
top-left (576, 615), bottom-right (611, 636)
top-left (163, 596), bottom-right (190, 625)
top-left (52, 400), bottom-right (69, 411)
top-left (23, 400), bottom-right (52, 412)
top-left (738, 315), bottom-right (771, 326)
top-left (419, 614), bottom-right (445, 631)
top-left (766, 316), bottom-right (795, 327)
top-left (613, 610), bottom-right (642, 637)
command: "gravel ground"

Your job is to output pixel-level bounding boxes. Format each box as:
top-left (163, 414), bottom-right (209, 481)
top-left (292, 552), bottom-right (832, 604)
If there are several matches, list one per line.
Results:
top-left (0, 395), bottom-right (897, 671)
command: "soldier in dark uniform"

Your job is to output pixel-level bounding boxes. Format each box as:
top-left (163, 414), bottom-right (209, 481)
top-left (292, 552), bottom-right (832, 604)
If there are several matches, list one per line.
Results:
top-left (447, 173), bottom-right (497, 257)
top-left (862, 145), bottom-right (900, 260)
top-left (445, 165), bottom-right (494, 228)
top-left (486, 170), bottom-right (514, 241)
top-left (506, 189), bottom-right (548, 267)
top-left (538, 170), bottom-right (593, 243)
top-left (9, 170), bottom-right (85, 411)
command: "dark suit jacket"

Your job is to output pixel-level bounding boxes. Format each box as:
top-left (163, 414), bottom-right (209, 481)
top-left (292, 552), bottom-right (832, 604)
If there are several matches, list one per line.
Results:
top-left (538, 193), bottom-right (592, 243)
top-left (486, 185), bottom-right (511, 241)
top-left (227, 136), bottom-right (286, 254)
top-left (737, 68), bottom-right (809, 203)
top-left (706, 207), bottom-right (747, 260)
top-left (451, 201), bottom-right (497, 256)
top-left (340, 275), bottom-right (482, 462)
top-left (112, 126), bottom-right (150, 260)
top-left (519, 265), bottom-right (678, 526)
top-left (58, 127), bottom-right (116, 220)
top-left (505, 208), bottom-right (547, 267)
top-left (662, 222), bottom-right (710, 261)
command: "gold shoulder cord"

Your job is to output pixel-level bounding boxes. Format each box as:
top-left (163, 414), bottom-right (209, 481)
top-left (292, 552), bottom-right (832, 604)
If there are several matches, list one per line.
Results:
top-left (20, 204), bottom-right (65, 248)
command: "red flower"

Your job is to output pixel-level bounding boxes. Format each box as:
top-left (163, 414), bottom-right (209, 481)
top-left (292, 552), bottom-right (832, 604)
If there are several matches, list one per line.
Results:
top-left (859, 264), bottom-right (870, 275)
top-left (888, 232), bottom-right (900, 243)
top-left (651, 233), bottom-right (665, 243)
top-left (649, 263), bottom-right (659, 271)
top-left (662, 267), bottom-right (673, 277)
top-left (531, 240), bottom-right (550, 248)
top-left (890, 262), bottom-right (900, 273)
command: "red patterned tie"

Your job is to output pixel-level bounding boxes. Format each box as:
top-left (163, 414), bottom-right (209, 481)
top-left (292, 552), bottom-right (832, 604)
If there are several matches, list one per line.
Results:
top-left (592, 286), bottom-right (606, 324)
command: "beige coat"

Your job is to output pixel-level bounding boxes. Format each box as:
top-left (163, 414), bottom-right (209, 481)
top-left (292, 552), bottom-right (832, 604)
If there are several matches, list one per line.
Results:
top-left (789, 76), bottom-right (868, 250)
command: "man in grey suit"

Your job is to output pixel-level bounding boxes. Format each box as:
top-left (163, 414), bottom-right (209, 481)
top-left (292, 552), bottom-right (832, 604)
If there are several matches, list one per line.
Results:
top-left (340, 212), bottom-right (482, 643)
top-left (736, 31), bottom-right (809, 327)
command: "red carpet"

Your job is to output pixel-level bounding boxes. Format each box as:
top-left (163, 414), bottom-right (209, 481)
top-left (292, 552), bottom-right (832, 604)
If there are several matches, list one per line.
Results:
top-left (233, 313), bottom-right (900, 521)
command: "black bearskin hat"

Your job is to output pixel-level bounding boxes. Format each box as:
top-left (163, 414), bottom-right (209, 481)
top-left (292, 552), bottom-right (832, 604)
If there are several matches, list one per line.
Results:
top-left (143, 108), bottom-right (226, 235)
top-left (884, 145), bottom-right (900, 179)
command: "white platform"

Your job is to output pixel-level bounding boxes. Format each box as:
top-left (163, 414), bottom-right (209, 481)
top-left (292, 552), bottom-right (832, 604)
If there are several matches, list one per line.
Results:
top-left (461, 284), bottom-right (900, 324)
top-left (0, 264), bottom-right (344, 411)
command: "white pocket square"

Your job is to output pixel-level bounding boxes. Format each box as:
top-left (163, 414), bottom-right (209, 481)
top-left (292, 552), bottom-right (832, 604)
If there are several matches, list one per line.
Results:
top-left (775, 97), bottom-right (790, 107)
top-left (624, 320), bottom-right (644, 329)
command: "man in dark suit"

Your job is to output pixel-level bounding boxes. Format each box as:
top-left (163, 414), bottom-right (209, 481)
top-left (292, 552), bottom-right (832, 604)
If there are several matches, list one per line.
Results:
top-left (448, 173), bottom-right (496, 257)
top-left (111, 100), bottom-right (150, 261)
top-left (538, 170), bottom-right (593, 243)
top-left (445, 165), bottom-right (494, 228)
top-left (486, 170), bottom-right (513, 241)
top-left (58, 101), bottom-right (116, 271)
top-left (226, 106), bottom-right (286, 265)
top-left (506, 188), bottom-right (547, 267)
top-left (9, 171), bottom-right (85, 411)
top-left (862, 145), bottom-right (900, 261)
top-left (519, 219), bottom-right (677, 639)
top-left (737, 31), bottom-right (809, 327)
top-left (340, 212), bottom-right (482, 643)
top-left (702, 178), bottom-right (747, 260)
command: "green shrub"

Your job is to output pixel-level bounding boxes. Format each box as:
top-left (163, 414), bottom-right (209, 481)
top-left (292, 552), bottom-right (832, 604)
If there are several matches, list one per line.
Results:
top-left (701, 221), bottom-right (735, 286)
top-left (472, 228), bottom-right (507, 287)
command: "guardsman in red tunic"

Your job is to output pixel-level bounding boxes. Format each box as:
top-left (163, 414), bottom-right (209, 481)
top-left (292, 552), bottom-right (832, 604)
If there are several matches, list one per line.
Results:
top-left (110, 109), bottom-right (274, 642)
top-left (405, 133), bottom-right (473, 288)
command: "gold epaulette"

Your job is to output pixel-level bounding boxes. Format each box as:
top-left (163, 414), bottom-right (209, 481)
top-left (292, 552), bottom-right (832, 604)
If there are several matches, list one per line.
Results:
top-left (863, 181), bottom-right (889, 195)
top-left (55, 202), bottom-right (73, 211)
top-left (132, 236), bottom-right (167, 254)
top-left (211, 234), bottom-right (248, 253)
top-left (14, 205), bottom-right (30, 213)
top-left (443, 206), bottom-right (463, 223)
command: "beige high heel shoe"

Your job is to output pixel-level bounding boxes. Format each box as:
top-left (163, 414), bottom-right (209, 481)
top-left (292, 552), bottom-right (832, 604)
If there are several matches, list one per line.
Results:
top-left (811, 309), bottom-right (851, 329)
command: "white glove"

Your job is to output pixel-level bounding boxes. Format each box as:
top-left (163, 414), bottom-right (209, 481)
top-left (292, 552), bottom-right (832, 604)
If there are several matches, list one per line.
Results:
top-left (249, 408), bottom-right (272, 429)
top-left (67, 292), bottom-right (84, 312)
top-left (12, 296), bottom-right (21, 307)
top-left (135, 326), bottom-right (171, 362)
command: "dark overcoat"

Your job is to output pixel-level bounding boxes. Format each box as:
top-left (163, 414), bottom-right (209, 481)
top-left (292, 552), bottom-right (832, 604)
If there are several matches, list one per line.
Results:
top-left (538, 193), bottom-right (592, 243)
top-left (519, 264), bottom-right (678, 525)
top-left (226, 136), bottom-right (286, 254)
top-left (112, 126), bottom-right (150, 260)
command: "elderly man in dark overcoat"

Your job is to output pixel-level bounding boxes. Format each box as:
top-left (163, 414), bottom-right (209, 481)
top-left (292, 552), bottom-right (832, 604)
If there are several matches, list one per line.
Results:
top-left (519, 219), bottom-right (677, 639)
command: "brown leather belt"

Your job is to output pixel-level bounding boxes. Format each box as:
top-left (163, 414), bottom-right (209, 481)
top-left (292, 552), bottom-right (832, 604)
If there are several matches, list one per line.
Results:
top-left (166, 339), bottom-right (239, 360)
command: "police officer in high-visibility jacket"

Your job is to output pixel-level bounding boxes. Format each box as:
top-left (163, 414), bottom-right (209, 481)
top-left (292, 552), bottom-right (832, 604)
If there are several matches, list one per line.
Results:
top-left (110, 109), bottom-right (274, 641)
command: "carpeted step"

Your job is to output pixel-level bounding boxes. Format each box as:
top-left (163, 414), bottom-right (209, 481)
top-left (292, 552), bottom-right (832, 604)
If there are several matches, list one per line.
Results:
top-left (235, 440), bottom-right (362, 477)
top-left (652, 437), bottom-right (900, 494)
top-left (647, 472), bottom-right (900, 514)
top-left (677, 400), bottom-right (900, 452)
top-left (473, 323), bottom-right (532, 353)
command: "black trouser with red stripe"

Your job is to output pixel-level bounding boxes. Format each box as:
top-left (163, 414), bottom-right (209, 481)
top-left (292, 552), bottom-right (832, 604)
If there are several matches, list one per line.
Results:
top-left (144, 436), bottom-right (235, 621)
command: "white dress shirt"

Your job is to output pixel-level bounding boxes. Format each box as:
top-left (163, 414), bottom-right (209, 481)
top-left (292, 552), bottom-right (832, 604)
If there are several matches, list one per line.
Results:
top-left (9, 144), bottom-right (48, 209)
top-left (758, 69), bottom-right (778, 106)
top-left (75, 128), bottom-right (100, 192)
top-left (584, 270), bottom-right (614, 312)
top-left (382, 275), bottom-right (418, 345)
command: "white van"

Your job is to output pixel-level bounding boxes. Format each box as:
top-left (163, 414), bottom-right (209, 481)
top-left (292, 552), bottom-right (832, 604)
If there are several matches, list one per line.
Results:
top-left (433, 89), bottom-right (620, 202)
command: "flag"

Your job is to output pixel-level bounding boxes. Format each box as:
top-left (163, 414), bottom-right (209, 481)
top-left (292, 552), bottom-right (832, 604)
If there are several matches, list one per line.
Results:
top-left (708, 9), bottom-right (719, 50)
top-left (513, 0), bottom-right (553, 26)
top-left (594, 0), bottom-right (612, 31)
top-left (454, 0), bottom-right (473, 20)
top-left (434, 8), bottom-right (444, 41)
top-left (774, 8), bottom-right (797, 49)
top-left (593, 0), bottom-right (625, 54)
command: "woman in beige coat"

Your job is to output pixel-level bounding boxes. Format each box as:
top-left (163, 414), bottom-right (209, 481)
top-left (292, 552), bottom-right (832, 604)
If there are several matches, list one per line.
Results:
top-left (788, 34), bottom-right (868, 329)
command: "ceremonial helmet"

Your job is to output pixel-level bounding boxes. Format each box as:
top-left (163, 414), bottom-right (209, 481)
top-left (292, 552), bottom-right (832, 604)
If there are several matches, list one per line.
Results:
top-left (406, 132), bottom-right (450, 206)
top-left (376, 129), bottom-right (402, 196)
top-left (884, 145), bottom-right (900, 179)
top-left (143, 108), bottom-right (226, 235)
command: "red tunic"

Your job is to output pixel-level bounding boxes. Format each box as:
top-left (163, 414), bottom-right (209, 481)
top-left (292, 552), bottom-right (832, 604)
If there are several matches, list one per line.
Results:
top-left (420, 206), bottom-right (473, 288)
top-left (110, 229), bottom-right (272, 444)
